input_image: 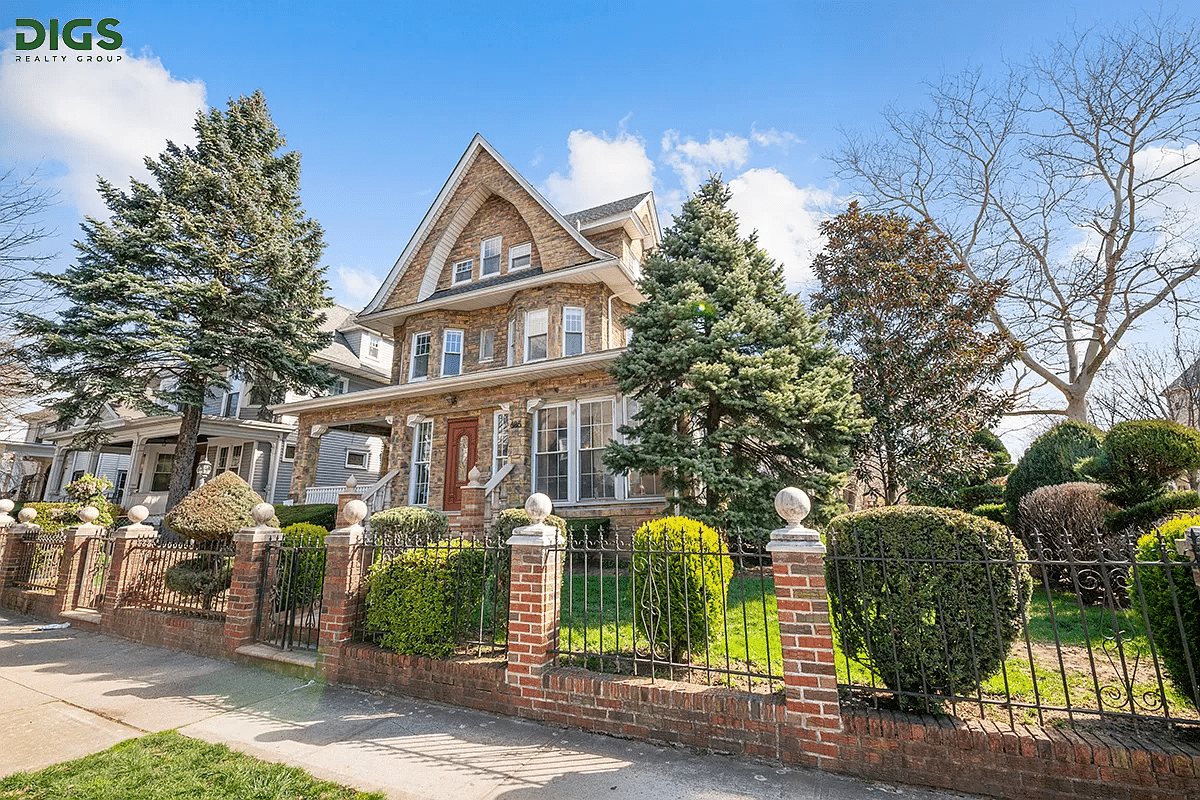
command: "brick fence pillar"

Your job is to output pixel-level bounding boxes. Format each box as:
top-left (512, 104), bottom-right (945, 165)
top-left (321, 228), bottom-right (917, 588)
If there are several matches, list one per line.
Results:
top-left (0, 499), bottom-right (13, 544)
top-left (224, 503), bottom-right (282, 655)
top-left (100, 505), bottom-right (157, 614)
top-left (335, 476), bottom-right (362, 529)
top-left (0, 502), bottom-right (33, 587)
top-left (55, 506), bottom-right (104, 614)
top-left (459, 467), bottom-right (486, 541)
top-left (505, 493), bottom-right (564, 708)
top-left (766, 487), bottom-right (842, 769)
top-left (318, 499), bottom-right (368, 681)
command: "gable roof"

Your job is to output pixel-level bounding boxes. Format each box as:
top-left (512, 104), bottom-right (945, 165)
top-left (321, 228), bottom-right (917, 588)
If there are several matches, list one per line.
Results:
top-left (563, 192), bottom-right (653, 228)
top-left (314, 304), bottom-right (389, 382)
top-left (361, 134), bottom-right (611, 318)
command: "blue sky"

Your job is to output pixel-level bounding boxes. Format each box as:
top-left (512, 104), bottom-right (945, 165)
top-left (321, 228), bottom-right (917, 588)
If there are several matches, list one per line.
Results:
top-left (3, 0), bottom-right (1177, 310)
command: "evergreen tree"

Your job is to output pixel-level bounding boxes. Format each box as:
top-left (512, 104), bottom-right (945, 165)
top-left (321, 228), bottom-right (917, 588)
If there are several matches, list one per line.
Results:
top-left (22, 91), bottom-right (332, 512)
top-left (812, 203), bottom-right (1016, 506)
top-left (606, 177), bottom-right (867, 530)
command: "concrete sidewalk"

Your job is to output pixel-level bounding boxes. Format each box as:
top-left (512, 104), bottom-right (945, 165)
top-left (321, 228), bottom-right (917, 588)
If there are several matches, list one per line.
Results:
top-left (0, 611), bottom-right (980, 800)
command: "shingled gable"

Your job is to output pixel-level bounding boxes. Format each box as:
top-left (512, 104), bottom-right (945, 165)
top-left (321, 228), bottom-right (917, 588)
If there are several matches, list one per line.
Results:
top-left (361, 134), bottom-right (610, 317)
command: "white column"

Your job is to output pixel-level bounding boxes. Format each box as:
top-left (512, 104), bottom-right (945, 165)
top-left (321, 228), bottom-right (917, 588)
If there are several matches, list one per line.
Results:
top-left (265, 434), bottom-right (285, 504)
top-left (44, 448), bottom-right (70, 500)
top-left (126, 435), bottom-right (144, 494)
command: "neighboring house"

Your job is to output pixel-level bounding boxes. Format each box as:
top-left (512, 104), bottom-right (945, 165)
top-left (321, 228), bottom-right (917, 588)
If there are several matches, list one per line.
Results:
top-left (35, 305), bottom-right (394, 517)
top-left (278, 134), bottom-right (668, 532)
top-left (0, 410), bottom-right (56, 501)
top-left (1165, 361), bottom-right (1200, 429)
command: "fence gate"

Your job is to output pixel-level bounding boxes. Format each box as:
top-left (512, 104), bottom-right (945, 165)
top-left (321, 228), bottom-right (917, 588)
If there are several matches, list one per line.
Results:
top-left (73, 531), bottom-right (113, 611)
top-left (256, 535), bottom-right (327, 651)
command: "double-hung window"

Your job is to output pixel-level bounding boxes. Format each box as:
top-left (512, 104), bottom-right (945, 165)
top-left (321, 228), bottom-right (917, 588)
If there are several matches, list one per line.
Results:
top-left (578, 400), bottom-right (615, 499)
top-left (481, 236), bottom-right (502, 276)
top-left (531, 399), bottom-right (618, 503)
top-left (151, 453), bottom-right (174, 492)
top-left (493, 410), bottom-right (510, 477)
top-left (409, 332), bottom-right (431, 381)
top-left (563, 307), bottom-right (584, 356)
top-left (534, 405), bottom-right (570, 501)
top-left (409, 421), bottom-right (433, 505)
top-left (365, 334), bottom-right (380, 361)
top-left (509, 242), bottom-right (531, 270)
top-left (479, 329), bottom-right (494, 362)
top-left (442, 329), bottom-right (463, 376)
top-left (453, 259), bottom-right (473, 284)
top-left (525, 309), bottom-right (548, 362)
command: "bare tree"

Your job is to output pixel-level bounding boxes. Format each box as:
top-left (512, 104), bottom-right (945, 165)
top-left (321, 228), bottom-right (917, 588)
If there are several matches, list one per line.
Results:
top-left (835, 15), bottom-right (1200, 421)
top-left (0, 167), bottom-right (58, 424)
top-left (1089, 334), bottom-right (1200, 429)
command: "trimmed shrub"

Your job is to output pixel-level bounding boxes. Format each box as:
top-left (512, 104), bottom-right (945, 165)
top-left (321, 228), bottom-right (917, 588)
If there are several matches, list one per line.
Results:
top-left (971, 503), bottom-right (1007, 525)
top-left (1017, 482), bottom-right (1119, 603)
top-left (1005, 421), bottom-right (1103, 524)
top-left (1135, 514), bottom-right (1200, 708)
top-left (367, 506), bottom-right (448, 547)
top-left (276, 523), bottom-right (329, 609)
top-left (1107, 490), bottom-right (1200, 534)
top-left (164, 555), bottom-right (233, 610)
top-left (827, 506), bottom-right (1031, 710)
top-left (1095, 420), bottom-right (1200, 507)
top-left (15, 502), bottom-right (122, 535)
top-left (632, 516), bottom-right (733, 662)
top-left (274, 504), bottom-right (336, 530)
top-left (164, 472), bottom-right (277, 542)
top-left (957, 482), bottom-right (1005, 511)
top-left (64, 474), bottom-right (116, 527)
top-left (491, 507), bottom-right (567, 540)
top-left (365, 539), bottom-right (487, 658)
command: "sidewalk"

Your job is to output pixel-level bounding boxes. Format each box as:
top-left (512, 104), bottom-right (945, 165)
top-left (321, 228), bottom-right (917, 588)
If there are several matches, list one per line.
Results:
top-left (0, 610), bottom-right (980, 800)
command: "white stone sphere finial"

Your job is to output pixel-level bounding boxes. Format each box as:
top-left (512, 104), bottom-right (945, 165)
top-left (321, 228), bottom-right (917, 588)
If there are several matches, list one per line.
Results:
top-left (18, 507), bottom-right (37, 523)
top-left (775, 487), bottom-right (811, 526)
top-left (78, 506), bottom-right (101, 524)
top-left (345, 474), bottom-right (358, 490)
top-left (525, 493), bottom-right (552, 525)
top-left (127, 505), bottom-right (150, 524)
top-left (0, 499), bottom-right (14, 515)
top-left (251, 503), bottom-right (275, 526)
top-left (344, 499), bottom-right (368, 526)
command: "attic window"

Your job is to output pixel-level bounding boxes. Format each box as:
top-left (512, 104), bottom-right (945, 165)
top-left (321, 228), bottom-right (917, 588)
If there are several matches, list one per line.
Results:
top-left (481, 236), bottom-right (502, 276)
top-left (509, 242), bottom-right (531, 271)
top-left (453, 259), bottom-right (473, 284)
top-left (365, 334), bottom-right (380, 361)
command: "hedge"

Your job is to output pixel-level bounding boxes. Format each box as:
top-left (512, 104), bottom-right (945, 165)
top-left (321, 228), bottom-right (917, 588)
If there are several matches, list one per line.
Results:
top-left (274, 504), bottom-right (337, 530)
top-left (367, 506), bottom-right (448, 547)
top-left (1004, 421), bottom-right (1103, 525)
top-left (1106, 490), bottom-right (1200, 534)
top-left (1095, 419), bottom-right (1200, 507)
top-left (1135, 514), bottom-right (1200, 709)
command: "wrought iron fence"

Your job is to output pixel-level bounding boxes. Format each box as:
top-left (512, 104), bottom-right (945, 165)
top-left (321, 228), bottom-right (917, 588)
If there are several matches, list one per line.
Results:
top-left (72, 531), bottom-right (112, 611)
top-left (550, 524), bottom-right (782, 694)
top-left (117, 541), bottom-right (235, 620)
top-left (826, 521), bottom-right (1200, 734)
top-left (257, 531), bottom-right (327, 651)
top-left (354, 528), bottom-right (510, 658)
top-left (9, 529), bottom-right (66, 593)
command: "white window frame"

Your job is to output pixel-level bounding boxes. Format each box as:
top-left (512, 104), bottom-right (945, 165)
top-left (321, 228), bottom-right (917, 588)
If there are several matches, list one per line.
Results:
top-left (442, 329), bottom-right (464, 377)
top-left (508, 241), bottom-right (531, 271)
top-left (452, 258), bottom-right (473, 285)
top-left (507, 319), bottom-right (515, 366)
top-left (493, 409), bottom-right (510, 477)
top-left (563, 306), bottom-right (584, 357)
top-left (479, 328), bottom-right (494, 363)
top-left (409, 420), bottom-right (433, 505)
top-left (529, 396), bottom-right (621, 505)
top-left (481, 236), bottom-right (502, 276)
top-left (328, 376), bottom-right (349, 396)
top-left (409, 332), bottom-right (431, 382)
top-left (364, 333), bottom-right (381, 362)
top-left (345, 449), bottom-right (368, 470)
top-left (525, 308), bottom-right (548, 362)
top-left (223, 390), bottom-right (240, 417)
top-left (282, 442), bottom-right (296, 462)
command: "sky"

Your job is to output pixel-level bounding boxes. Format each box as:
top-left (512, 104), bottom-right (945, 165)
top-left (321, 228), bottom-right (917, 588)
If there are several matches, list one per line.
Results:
top-left (0, 1), bottom-right (1191, 449)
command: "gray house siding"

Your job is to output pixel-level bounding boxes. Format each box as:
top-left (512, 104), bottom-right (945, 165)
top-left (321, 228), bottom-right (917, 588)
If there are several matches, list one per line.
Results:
top-left (315, 430), bottom-right (382, 488)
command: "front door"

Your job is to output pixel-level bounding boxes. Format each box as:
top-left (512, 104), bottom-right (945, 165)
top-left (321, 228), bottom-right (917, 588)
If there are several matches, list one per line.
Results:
top-left (443, 418), bottom-right (478, 511)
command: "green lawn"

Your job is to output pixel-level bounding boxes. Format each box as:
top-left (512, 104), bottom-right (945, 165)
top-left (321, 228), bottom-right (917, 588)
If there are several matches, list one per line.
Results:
top-left (0, 731), bottom-right (383, 800)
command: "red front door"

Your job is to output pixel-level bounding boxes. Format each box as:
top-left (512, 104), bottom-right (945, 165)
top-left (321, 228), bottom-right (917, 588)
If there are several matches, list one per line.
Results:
top-left (443, 418), bottom-right (478, 511)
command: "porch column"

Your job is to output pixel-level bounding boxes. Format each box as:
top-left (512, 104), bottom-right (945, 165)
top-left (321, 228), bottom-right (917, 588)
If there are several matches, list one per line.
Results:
top-left (290, 422), bottom-right (325, 503)
top-left (127, 435), bottom-right (144, 494)
top-left (44, 448), bottom-right (70, 500)
top-left (264, 433), bottom-right (286, 505)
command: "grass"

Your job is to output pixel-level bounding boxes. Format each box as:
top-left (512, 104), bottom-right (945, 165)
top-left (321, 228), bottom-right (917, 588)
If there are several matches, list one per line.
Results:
top-left (0, 731), bottom-right (383, 800)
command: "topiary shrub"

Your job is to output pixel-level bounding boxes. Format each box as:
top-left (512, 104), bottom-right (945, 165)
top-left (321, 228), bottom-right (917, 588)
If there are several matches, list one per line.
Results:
top-left (274, 503), bottom-right (336, 530)
top-left (491, 507), bottom-right (567, 540)
top-left (164, 471), bottom-right (277, 542)
top-left (275, 523), bottom-right (329, 609)
top-left (64, 474), bottom-right (116, 528)
top-left (1106, 491), bottom-right (1200, 534)
top-left (367, 506), bottom-right (448, 547)
top-left (164, 556), bottom-right (233, 610)
top-left (1134, 514), bottom-right (1200, 709)
top-left (827, 506), bottom-right (1031, 710)
top-left (365, 539), bottom-right (487, 658)
top-left (1005, 421), bottom-right (1103, 525)
top-left (632, 516), bottom-right (733, 662)
top-left (1094, 420), bottom-right (1200, 508)
top-left (957, 482), bottom-right (1005, 511)
top-left (1017, 482), bottom-right (1120, 603)
top-left (971, 503), bottom-right (1007, 525)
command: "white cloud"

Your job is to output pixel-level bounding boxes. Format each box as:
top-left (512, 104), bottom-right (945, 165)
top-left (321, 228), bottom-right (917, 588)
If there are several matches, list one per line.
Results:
top-left (727, 168), bottom-right (835, 289)
top-left (0, 46), bottom-right (206, 216)
top-left (542, 129), bottom-right (655, 213)
top-left (333, 266), bottom-right (385, 309)
top-left (661, 131), bottom-right (750, 189)
top-left (750, 126), bottom-right (801, 149)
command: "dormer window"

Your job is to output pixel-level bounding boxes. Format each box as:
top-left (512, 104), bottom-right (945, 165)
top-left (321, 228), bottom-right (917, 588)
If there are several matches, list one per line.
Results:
top-left (364, 333), bottom-right (380, 361)
top-left (453, 259), bottom-right (473, 284)
top-left (223, 390), bottom-right (240, 417)
top-left (481, 236), bottom-right (502, 276)
top-left (509, 242), bottom-right (531, 271)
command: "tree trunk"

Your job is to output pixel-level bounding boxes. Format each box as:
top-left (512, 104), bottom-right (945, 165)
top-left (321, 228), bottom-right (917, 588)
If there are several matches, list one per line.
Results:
top-left (1065, 391), bottom-right (1088, 423)
top-left (166, 403), bottom-right (204, 513)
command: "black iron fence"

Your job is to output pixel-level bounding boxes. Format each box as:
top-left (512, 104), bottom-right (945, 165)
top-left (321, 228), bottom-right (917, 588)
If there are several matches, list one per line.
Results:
top-left (354, 528), bottom-right (510, 658)
top-left (826, 521), bottom-right (1200, 734)
top-left (117, 541), bottom-right (235, 620)
top-left (72, 531), bottom-right (112, 611)
top-left (9, 529), bottom-right (66, 593)
top-left (550, 524), bottom-right (782, 694)
top-left (257, 532), bottom-right (327, 651)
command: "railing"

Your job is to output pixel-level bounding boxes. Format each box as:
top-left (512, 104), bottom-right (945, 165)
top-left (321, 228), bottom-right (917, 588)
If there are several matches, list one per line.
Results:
top-left (826, 522), bottom-right (1200, 733)
top-left (116, 541), bottom-right (236, 621)
top-left (256, 531), bottom-right (327, 651)
top-left (303, 470), bottom-right (398, 513)
top-left (10, 529), bottom-right (67, 593)
top-left (303, 486), bottom-right (353, 505)
top-left (354, 528), bottom-right (510, 658)
top-left (549, 525), bottom-right (783, 694)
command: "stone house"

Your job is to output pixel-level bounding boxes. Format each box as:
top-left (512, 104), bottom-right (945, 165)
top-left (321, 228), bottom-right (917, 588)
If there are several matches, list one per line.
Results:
top-left (278, 134), bottom-right (668, 532)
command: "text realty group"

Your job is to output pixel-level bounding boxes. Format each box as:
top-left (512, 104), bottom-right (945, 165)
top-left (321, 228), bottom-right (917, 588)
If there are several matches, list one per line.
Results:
top-left (12, 17), bottom-right (123, 62)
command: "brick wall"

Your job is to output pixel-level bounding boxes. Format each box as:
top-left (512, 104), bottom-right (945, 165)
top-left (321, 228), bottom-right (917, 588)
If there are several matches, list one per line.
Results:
top-left (100, 608), bottom-right (225, 660)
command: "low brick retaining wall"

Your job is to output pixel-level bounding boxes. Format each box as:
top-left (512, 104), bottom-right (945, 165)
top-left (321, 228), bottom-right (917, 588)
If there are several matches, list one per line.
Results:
top-left (0, 588), bottom-right (59, 619)
top-left (100, 608), bottom-right (226, 660)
